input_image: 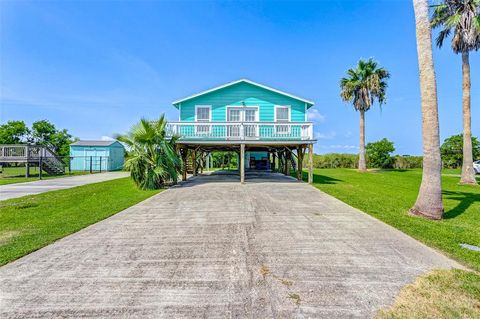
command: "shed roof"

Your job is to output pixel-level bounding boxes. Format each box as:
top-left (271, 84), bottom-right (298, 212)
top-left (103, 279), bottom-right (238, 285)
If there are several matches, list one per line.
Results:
top-left (172, 78), bottom-right (315, 108)
top-left (70, 140), bottom-right (121, 147)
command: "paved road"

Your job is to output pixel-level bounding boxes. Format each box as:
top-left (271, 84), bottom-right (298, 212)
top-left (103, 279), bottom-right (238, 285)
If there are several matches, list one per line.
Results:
top-left (0, 172), bottom-right (130, 201)
top-left (0, 171), bottom-right (460, 318)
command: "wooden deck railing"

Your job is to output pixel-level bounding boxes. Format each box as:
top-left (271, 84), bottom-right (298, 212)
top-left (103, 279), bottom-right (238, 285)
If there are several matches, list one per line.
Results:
top-left (2, 145), bottom-right (48, 159)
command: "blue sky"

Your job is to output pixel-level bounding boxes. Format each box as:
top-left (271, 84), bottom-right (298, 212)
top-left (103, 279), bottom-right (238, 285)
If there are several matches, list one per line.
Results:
top-left (0, 0), bottom-right (478, 155)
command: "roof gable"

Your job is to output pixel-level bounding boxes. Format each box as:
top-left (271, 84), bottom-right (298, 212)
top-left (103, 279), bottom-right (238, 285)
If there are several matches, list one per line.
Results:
top-left (172, 79), bottom-right (314, 108)
top-left (70, 140), bottom-right (123, 147)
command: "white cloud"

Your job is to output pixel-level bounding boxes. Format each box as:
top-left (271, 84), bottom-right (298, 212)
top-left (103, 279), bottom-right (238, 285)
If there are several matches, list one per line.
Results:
top-left (319, 144), bottom-right (358, 150)
top-left (101, 136), bottom-right (115, 141)
top-left (308, 109), bottom-right (325, 122)
top-left (315, 131), bottom-right (336, 140)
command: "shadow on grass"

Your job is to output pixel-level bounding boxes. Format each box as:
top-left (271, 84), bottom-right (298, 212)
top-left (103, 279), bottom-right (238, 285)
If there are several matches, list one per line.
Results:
top-left (301, 171), bottom-right (343, 185)
top-left (442, 190), bottom-right (480, 219)
top-left (372, 168), bottom-right (410, 173)
top-left (1, 173), bottom-right (40, 179)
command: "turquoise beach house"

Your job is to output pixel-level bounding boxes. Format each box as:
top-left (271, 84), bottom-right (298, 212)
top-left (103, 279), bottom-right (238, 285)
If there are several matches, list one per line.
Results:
top-left (167, 79), bottom-right (316, 183)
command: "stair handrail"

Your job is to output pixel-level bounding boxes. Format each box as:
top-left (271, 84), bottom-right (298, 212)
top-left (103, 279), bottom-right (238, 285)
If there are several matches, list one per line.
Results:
top-left (38, 145), bottom-right (66, 170)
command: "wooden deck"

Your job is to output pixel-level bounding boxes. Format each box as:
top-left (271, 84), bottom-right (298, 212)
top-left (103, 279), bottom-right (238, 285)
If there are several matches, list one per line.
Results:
top-left (0, 145), bottom-right (65, 175)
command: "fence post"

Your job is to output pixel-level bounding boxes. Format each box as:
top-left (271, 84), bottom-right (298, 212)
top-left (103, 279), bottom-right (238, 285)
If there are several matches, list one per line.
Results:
top-left (99, 156), bottom-right (102, 172)
top-left (308, 144), bottom-right (313, 184)
top-left (39, 156), bottom-right (43, 180)
top-left (90, 156), bottom-right (93, 174)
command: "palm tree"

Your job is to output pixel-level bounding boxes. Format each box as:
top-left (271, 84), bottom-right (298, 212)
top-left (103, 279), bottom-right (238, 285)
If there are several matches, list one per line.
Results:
top-left (117, 115), bottom-right (182, 190)
top-left (340, 59), bottom-right (390, 171)
top-left (410, 0), bottom-right (444, 219)
top-left (431, 0), bottom-right (480, 185)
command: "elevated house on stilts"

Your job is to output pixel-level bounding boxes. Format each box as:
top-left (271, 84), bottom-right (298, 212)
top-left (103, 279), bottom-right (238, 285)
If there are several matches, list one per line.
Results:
top-left (166, 79), bottom-right (316, 183)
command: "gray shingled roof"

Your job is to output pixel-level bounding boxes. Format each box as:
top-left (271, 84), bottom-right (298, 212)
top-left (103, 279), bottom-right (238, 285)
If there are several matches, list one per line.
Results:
top-left (70, 140), bottom-right (118, 146)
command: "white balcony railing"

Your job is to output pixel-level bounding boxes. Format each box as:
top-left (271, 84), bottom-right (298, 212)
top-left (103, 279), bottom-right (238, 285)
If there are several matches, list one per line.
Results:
top-left (166, 122), bottom-right (314, 141)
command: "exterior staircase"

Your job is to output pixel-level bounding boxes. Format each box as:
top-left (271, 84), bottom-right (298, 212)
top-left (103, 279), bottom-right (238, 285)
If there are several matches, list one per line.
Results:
top-left (290, 156), bottom-right (297, 173)
top-left (41, 156), bottom-right (65, 175)
top-left (0, 144), bottom-right (66, 175)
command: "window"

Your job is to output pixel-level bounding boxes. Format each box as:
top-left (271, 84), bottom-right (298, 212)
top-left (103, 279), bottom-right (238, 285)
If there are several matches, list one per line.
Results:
top-left (195, 105), bottom-right (211, 135)
top-left (275, 106), bottom-right (290, 122)
top-left (275, 106), bottom-right (290, 134)
top-left (245, 109), bottom-right (257, 122)
top-left (227, 109), bottom-right (241, 122)
top-left (196, 106), bottom-right (211, 122)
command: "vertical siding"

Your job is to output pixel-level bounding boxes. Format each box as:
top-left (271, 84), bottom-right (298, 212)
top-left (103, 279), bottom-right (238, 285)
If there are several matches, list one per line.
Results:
top-left (69, 146), bottom-right (86, 171)
top-left (179, 82), bottom-right (308, 122)
top-left (110, 144), bottom-right (125, 170)
top-left (69, 142), bottom-right (124, 171)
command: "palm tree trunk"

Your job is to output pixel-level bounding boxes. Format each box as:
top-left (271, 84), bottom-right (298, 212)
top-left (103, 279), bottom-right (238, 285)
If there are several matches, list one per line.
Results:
top-left (410, 0), bottom-right (443, 220)
top-left (460, 52), bottom-right (477, 184)
top-left (358, 110), bottom-right (367, 171)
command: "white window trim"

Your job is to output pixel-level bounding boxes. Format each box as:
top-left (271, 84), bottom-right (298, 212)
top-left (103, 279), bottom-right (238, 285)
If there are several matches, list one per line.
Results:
top-left (243, 106), bottom-right (260, 122)
top-left (195, 105), bottom-right (212, 122)
top-left (274, 105), bottom-right (291, 122)
top-left (274, 105), bottom-right (291, 135)
top-left (194, 105), bottom-right (212, 135)
top-left (225, 106), bottom-right (242, 122)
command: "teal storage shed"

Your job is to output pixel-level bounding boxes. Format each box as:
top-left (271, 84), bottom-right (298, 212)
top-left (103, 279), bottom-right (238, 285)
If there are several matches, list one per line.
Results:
top-left (69, 140), bottom-right (125, 172)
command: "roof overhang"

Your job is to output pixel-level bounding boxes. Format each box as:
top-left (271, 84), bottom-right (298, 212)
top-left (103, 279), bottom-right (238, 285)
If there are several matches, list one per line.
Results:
top-left (175, 140), bottom-right (316, 146)
top-left (172, 79), bottom-right (315, 108)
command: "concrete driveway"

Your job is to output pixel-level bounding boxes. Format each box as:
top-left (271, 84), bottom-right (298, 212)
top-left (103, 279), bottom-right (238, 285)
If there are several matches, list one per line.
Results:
top-left (0, 172), bottom-right (130, 201)
top-left (0, 171), bottom-right (459, 318)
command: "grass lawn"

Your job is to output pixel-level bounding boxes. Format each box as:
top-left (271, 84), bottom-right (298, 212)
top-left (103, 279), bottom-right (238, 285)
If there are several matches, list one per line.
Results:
top-left (303, 169), bottom-right (480, 318)
top-left (0, 177), bottom-right (161, 265)
top-left (306, 168), bottom-right (480, 271)
top-left (376, 269), bottom-right (480, 319)
top-left (0, 166), bottom-right (88, 185)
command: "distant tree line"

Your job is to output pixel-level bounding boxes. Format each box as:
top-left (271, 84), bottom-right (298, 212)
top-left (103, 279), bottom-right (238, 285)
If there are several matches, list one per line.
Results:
top-left (309, 134), bottom-right (479, 169)
top-left (0, 120), bottom-right (76, 157)
top-left (211, 152), bottom-right (238, 169)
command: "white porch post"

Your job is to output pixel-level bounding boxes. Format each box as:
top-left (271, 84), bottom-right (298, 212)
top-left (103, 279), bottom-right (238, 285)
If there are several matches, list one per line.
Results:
top-left (240, 144), bottom-right (245, 184)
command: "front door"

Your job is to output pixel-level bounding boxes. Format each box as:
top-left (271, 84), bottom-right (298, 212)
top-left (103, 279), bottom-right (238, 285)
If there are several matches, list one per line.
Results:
top-left (227, 108), bottom-right (242, 137)
top-left (244, 108), bottom-right (258, 138)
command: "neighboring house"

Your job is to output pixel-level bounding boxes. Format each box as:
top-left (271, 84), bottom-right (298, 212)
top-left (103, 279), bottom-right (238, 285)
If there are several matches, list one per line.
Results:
top-left (70, 140), bottom-right (125, 172)
top-left (167, 79), bottom-right (316, 183)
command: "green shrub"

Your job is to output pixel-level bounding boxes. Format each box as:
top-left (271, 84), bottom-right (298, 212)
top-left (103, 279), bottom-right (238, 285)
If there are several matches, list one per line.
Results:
top-left (366, 138), bottom-right (395, 168)
top-left (307, 153), bottom-right (358, 169)
top-left (211, 151), bottom-right (238, 169)
top-left (393, 155), bottom-right (423, 169)
top-left (440, 134), bottom-right (480, 168)
top-left (306, 153), bottom-right (424, 170)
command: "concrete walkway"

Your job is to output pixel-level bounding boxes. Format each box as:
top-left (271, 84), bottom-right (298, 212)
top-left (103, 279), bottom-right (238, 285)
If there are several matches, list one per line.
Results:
top-left (0, 172), bottom-right (130, 201)
top-left (0, 172), bottom-right (460, 318)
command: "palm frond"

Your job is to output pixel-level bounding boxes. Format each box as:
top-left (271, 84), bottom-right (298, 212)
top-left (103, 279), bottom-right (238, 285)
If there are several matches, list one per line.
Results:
top-left (120, 114), bottom-right (181, 189)
top-left (431, 0), bottom-right (480, 53)
top-left (339, 58), bottom-right (389, 112)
